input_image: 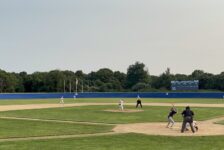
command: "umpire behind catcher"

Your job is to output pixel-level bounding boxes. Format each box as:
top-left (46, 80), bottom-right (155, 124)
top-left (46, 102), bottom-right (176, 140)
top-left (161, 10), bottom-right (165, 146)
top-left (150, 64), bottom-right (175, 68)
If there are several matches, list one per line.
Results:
top-left (181, 106), bottom-right (195, 133)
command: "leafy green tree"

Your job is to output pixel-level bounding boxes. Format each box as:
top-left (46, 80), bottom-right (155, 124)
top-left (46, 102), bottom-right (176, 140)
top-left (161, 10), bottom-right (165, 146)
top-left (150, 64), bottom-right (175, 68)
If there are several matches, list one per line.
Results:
top-left (86, 68), bottom-right (123, 92)
top-left (0, 70), bottom-right (18, 92)
top-left (173, 74), bottom-right (189, 81)
top-left (31, 72), bottom-right (47, 92)
top-left (0, 64), bottom-right (224, 92)
top-left (132, 82), bottom-right (149, 91)
top-left (191, 70), bottom-right (205, 79)
top-left (45, 70), bottom-right (64, 92)
top-left (95, 68), bottom-right (114, 83)
top-left (13, 73), bottom-right (25, 92)
top-left (62, 70), bottom-right (76, 92)
top-left (126, 62), bottom-right (150, 89)
top-left (114, 71), bottom-right (126, 89)
top-left (190, 70), bottom-right (216, 89)
top-left (153, 68), bottom-right (173, 90)
top-left (215, 72), bottom-right (224, 91)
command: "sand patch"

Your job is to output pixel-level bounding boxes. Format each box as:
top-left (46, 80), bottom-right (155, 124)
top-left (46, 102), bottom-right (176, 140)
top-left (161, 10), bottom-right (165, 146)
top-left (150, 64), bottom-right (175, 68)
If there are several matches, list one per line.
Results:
top-left (104, 109), bottom-right (144, 113)
top-left (113, 116), bottom-right (224, 136)
top-left (1, 102), bottom-right (224, 112)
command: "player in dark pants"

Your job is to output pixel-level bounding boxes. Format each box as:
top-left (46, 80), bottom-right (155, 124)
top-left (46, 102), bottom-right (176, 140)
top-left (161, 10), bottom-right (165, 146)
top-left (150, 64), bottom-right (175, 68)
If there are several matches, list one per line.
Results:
top-left (181, 106), bottom-right (195, 133)
top-left (136, 95), bottom-right (142, 108)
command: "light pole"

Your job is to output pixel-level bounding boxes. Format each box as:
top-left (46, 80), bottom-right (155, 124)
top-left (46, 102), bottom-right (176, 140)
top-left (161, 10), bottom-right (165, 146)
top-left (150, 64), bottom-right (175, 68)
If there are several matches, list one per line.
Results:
top-left (75, 78), bottom-right (78, 95)
top-left (81, 80), bottom-right (84, 93)
top-left (69, 80), bottom-right (71, 93)
top-left (63, 79), bottom-right (66, 93)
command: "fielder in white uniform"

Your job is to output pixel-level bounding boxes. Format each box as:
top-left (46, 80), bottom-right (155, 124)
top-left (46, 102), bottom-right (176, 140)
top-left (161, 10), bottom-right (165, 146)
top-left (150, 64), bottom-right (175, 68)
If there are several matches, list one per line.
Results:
top-left (60, 96), bottom-right (64, 104)
top-left (119, 99), bottom-right (124, 111)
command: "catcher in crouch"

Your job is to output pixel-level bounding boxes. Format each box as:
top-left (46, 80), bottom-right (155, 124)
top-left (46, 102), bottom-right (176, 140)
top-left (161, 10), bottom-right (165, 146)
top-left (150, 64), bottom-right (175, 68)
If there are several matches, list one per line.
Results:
top-left (186, 121), bottom-right (199, 132)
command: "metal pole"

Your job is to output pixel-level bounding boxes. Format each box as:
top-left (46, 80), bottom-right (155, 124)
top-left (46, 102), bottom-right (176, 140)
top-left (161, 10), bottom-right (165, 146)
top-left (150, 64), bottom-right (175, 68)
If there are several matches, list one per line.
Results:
top-left (0, 78), bottom-right (2, 93)
top-left (75, 78), bottom-right (78, 95)
top-left (69, 80), bottom-right (71, 93)
top-left (82, 80), bottom-right (84, 93)
top-left (63, 80), bottom-right (65, 93)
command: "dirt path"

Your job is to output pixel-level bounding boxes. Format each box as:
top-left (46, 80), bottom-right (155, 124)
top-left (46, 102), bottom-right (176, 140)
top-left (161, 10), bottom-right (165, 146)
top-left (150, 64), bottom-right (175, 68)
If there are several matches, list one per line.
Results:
top-left (0, 116), bottom-right (115, 126)
top-left (1, 102), bottom-right (224, 112)
top-left (113, 116), bottom-right (224, 136)
top-left (0, 132), bottom-right (118, 142)
top-left (0, 103), bottom-right (119, 111)
top-left (1, 115), bottom-right (224, 141)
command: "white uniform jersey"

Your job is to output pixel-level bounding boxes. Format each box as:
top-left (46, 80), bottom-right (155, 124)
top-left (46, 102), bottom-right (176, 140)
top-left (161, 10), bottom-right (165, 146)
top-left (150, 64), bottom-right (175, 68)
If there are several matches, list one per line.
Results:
top-left (60, 96), bottom-right (64, 104)
top-left (119, 100), bottom-right (124, 105)
top-left (119, 99), bottom-right (124, 110)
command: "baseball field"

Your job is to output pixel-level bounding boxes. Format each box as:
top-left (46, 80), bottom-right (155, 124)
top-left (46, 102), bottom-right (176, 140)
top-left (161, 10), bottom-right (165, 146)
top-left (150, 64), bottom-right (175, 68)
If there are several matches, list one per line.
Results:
top-left (0, 98), bottom-right (224, 150)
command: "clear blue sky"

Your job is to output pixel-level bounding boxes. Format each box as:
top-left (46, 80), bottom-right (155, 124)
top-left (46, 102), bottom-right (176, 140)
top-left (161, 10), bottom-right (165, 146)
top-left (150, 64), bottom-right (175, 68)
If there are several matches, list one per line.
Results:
top-left (0, 0), bottom-right (224, 75)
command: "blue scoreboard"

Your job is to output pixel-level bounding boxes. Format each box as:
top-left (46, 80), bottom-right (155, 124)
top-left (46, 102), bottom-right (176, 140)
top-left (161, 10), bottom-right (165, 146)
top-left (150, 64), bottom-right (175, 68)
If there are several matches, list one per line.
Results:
top-left (171, 80), bottom-right (199, 90)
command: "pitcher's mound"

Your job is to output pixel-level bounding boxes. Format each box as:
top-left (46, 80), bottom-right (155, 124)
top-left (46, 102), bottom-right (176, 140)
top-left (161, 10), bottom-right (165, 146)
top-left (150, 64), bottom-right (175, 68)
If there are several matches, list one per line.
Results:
top-left (104, 109), bottom-right (143, 113)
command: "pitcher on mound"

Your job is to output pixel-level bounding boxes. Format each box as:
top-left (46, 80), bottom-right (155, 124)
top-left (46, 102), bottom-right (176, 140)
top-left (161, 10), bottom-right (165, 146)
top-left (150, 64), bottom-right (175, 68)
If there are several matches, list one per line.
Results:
top-left (119, 99), bottom-right (124, 111)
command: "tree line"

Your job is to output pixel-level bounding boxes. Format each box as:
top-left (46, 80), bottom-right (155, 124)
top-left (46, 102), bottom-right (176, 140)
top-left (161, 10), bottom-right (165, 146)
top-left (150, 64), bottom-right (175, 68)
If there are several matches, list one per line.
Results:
top-left (0, 62), bottom-right (224, 93)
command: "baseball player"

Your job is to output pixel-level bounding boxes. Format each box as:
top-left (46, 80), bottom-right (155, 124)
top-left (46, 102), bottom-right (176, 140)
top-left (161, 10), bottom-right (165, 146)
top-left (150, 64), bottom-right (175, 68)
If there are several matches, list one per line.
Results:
top-left (136, 95), bottom-right (142, 108)
top-left (166, 104), bottom-right (177, 128)
top-left (181, 106), bottom-right (195, 133)
top-left (186, 121), bottom-right (199, 132)
top-left (118, 99), bottom-right (124, 111)
top-left (60, 96), bottom-right (64, 104)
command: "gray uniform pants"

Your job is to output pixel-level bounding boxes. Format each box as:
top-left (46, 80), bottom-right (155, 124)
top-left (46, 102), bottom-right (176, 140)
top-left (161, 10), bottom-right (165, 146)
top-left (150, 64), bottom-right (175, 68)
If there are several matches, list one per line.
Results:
top-left (181, 116), bottom-right (195, 133)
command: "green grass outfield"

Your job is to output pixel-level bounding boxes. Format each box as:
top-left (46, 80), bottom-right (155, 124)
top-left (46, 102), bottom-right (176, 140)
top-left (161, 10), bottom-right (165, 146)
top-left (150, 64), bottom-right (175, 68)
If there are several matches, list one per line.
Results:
top-left (0, 133), bottom-right (224, 150)
top-left (1, 105), bottom-right (224, 124)
top-left (216, 120), bottom-right (224, 125)
top-left (0, 118), bottom-right (113, 139)
top-left (0, 98), bottom-right (224, 105)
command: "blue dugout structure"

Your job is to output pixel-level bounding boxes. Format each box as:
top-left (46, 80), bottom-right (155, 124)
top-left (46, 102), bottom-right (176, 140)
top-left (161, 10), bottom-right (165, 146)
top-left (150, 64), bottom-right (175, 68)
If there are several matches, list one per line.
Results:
top-left (0, 92), bottom-right (224, 99)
